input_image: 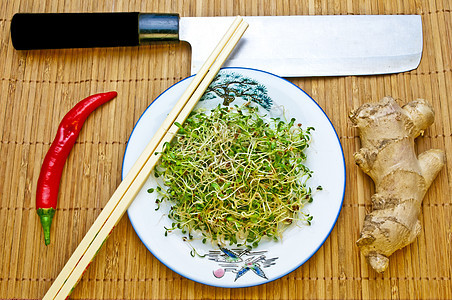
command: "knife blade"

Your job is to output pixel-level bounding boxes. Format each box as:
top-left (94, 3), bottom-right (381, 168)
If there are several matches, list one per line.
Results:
top-left (10, 13), bottom-right (422, 77)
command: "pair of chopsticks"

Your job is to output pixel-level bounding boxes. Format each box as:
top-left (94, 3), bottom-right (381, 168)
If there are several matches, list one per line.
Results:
top-left (43, 16), bottom-right (248, 300)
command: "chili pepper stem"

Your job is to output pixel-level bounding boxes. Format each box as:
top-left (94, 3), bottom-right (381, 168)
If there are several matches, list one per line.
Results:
top-left (37, 208), bottom-right (55, 246)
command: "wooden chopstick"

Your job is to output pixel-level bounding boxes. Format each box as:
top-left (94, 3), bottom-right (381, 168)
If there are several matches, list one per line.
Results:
top-left (43, 16), bottom-right (248, 300)
top-left (44, 16), bottom-right (245, 299)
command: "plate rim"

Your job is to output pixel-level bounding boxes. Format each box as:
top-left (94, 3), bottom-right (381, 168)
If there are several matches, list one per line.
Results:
top-left (122, 66), bottom-right (346, 288)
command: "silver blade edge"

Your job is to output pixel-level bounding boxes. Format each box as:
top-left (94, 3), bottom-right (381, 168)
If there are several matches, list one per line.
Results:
top-left (179, 15), bottom-right (423, 77)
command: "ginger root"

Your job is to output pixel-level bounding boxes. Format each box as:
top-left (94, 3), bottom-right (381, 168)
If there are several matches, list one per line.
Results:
top-left (349, 96), bottom-right (445, 273)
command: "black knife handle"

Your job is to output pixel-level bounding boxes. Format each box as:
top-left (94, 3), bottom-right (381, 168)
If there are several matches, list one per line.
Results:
top-left (10, 12), bottom-right (180, 50)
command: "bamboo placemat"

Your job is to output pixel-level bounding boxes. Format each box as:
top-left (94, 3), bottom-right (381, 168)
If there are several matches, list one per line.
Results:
top-left (0, 0), bottom-right (451, 299)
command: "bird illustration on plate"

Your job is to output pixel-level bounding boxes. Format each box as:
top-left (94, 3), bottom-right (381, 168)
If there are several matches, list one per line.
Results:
top-left (207, 246), bottom-right (278, 282)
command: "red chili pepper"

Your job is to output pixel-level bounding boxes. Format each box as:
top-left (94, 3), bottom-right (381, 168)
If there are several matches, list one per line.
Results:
top-left (36, 91), bottom-right (118, 245)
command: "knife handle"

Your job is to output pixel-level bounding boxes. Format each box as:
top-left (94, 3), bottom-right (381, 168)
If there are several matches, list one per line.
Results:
top-left (10, 12), bottom-right (180, 50)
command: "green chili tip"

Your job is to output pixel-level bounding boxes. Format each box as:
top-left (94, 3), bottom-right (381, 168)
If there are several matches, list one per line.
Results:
top-left (37, 207), bottom-right (56, 246)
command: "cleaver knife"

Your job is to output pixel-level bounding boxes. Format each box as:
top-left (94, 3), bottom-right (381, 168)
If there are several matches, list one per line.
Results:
top-left (10, 13), bottom-right (423, 77)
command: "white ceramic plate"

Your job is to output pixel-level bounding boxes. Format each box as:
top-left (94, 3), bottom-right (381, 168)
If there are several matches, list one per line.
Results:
top-left (122, 67), bottom-right (345, 288)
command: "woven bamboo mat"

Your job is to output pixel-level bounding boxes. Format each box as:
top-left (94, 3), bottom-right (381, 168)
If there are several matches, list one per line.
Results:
top-left (0, 0), bottom-right (451, 299)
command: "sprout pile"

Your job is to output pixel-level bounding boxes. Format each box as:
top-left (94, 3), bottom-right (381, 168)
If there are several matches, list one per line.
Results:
top-left (150, 104), bottom-right (318, 249)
